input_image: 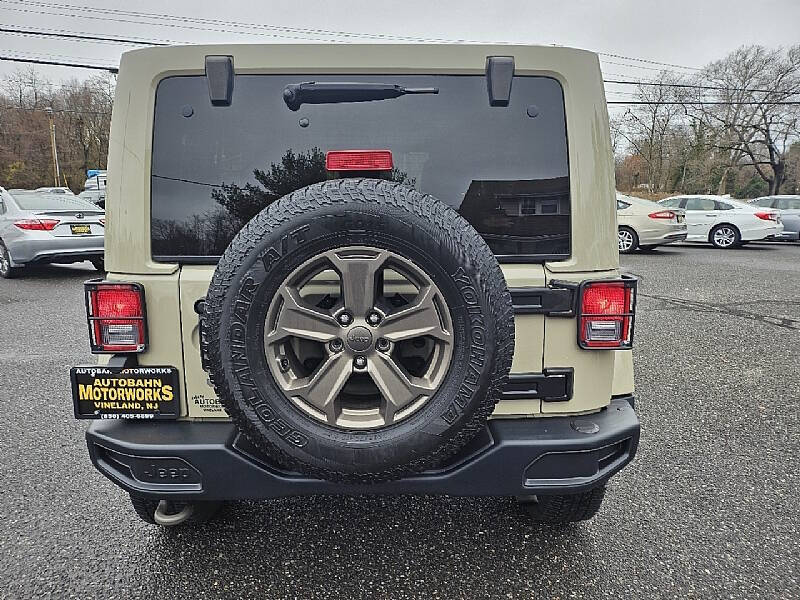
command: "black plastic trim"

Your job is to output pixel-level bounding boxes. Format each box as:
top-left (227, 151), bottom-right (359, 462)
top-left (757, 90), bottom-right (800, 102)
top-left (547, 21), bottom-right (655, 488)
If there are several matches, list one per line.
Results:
top-left (502, 369), bottom-right (574, 402)
top-left (509, 287), bottom-right (574, 315)
top-left (205, 55), bottom-right (234, 106)
top-left (85, 397), bottom-right (639, 500)
top-left (486, 56), bottom-right (515, 107)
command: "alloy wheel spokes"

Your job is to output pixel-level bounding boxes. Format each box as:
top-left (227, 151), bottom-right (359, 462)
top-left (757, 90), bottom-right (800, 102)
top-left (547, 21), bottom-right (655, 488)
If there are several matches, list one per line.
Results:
top-left (379, 285), bottom-right (451, 343)
top-left (715, 228), bottom-right (734, 246)
top-left (265, 246), bottom-right (453, 430)
top-left (265, 287), bottom-right (341, 346)
top-left (288, 352), bottom-right (353, 423)
top-left (368, 351), bottom-right (436, 424)
top-left (325, 248), bottom-right (388, 317)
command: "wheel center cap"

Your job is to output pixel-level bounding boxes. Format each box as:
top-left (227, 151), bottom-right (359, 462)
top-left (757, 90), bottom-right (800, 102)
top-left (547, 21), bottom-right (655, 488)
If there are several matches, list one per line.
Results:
top-left (346, 326), bottom-right (373, 352)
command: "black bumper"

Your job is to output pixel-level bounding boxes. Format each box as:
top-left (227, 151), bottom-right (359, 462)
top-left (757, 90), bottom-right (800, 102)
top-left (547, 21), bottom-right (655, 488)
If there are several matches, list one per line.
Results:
top-left (85, 397), bottom-right (639, 500)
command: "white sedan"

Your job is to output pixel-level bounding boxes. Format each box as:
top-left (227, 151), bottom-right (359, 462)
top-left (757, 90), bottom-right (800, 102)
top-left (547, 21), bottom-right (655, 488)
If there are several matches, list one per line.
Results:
top-left (658, 195), bottom-right (783, 249)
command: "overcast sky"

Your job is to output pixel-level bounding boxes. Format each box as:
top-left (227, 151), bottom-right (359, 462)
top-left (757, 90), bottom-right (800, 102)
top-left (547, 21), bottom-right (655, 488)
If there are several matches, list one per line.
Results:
top-left (1, 0), bottom-right (799, 91)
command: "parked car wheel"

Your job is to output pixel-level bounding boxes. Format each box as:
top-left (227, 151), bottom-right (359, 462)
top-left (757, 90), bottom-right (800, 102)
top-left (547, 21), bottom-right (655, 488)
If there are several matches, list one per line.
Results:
top-left (90, 257), bottom-right (105, 272)
top-left (618, 226), bottom-right (639, 254)
top-left (0, 240), bottom-right (21, 279)
top-left (710, 224), bottom-right (740, 249)
top-left (518, 486), bottom-right (607, 524)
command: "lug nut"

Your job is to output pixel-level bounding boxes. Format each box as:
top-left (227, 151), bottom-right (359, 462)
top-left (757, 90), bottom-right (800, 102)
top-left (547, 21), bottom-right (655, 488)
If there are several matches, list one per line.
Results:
top-left (337, 312), bottom-right (353, 326)
top-left (279, 357), bottom-right (290, 372)
top-left (376, 338), bottom-right (391, 352)
top-left (329, 338), bottom-right (344, 352)
top-left (366, 311), bottom-right (382, 326)
top-left (353, 356), bottom-right (367, 369)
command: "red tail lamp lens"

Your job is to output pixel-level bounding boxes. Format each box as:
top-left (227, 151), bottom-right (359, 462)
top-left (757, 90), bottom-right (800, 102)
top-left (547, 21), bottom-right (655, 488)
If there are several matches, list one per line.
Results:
top-left (754, 211), bottom-right (777, 221)
top-left (578, 280), bottom-right (636, 349)
top-left (14, 219), bottom-right (59, 230)
top-left (86, 283), bottom-right (146, 353)
top-left (648, 210), bottom-right (675, 220)
top-left (326, 150), bottom-right (393, 171)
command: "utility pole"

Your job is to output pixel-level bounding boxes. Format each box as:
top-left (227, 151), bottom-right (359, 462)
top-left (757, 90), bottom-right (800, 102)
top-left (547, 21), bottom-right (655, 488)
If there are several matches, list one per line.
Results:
top-left (45, 107), bottom-right (60, 187)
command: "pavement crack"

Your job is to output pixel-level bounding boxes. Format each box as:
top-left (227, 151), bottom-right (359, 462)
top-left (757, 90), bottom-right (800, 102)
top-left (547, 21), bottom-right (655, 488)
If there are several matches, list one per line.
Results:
top-left (639, 293), bottom-right (800, 331)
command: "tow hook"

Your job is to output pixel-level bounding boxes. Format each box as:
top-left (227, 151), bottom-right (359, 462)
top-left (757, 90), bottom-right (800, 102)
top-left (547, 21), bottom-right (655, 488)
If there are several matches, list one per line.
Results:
top-left (153, 500), bottom-right (195, 526)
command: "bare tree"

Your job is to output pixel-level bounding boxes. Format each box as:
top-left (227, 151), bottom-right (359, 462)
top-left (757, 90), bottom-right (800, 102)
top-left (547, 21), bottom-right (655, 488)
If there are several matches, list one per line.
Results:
top-left (687, 45), bottom-right (800, 195)
top-left (615, 71), bottom-right (687, 192)
top-left (0, 68), bottom-right (114, 190)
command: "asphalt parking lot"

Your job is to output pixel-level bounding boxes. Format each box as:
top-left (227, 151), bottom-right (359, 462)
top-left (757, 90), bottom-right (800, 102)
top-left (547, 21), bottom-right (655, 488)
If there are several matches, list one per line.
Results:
top-left (1, 243), bottom-right (798, 600)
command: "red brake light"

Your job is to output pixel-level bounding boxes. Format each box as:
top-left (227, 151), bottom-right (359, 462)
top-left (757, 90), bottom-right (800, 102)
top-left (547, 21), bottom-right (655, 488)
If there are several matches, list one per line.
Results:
top-left (326, 150), bottom-right (393, 171)
top-left (85, 282), bottom-right (147, 353)
top-left (14, 218), bottom-right (59, 230)
top-left (754, 211), bottom-right (777, 221)
top-left (578, 279), bottom-right (636, 349)
top-left (648, 210), bottom-right (675, 220)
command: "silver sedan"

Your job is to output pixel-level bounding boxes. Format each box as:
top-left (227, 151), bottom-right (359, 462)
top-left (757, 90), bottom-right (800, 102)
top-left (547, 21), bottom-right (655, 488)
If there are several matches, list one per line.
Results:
top-left (0, 188), bottom-right (105, 278)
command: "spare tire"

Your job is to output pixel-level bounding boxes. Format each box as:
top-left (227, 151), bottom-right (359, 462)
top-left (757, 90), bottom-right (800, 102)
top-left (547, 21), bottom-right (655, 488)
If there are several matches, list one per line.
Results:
top-left (203, 179), bottom-right (513, 482)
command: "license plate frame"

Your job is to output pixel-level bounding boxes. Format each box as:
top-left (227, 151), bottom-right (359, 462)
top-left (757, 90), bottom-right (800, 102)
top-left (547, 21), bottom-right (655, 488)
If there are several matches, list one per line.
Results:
top-left (70, 224), bottom-right (91, 235)
top-left (70, 365), bottom-right (180, 420)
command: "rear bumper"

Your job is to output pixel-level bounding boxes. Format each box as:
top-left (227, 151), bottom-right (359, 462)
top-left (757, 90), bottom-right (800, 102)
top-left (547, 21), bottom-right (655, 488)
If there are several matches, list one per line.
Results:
top-left (7, 234), bottom-right (103, 265)
top-left (85, 397), bottom-right (640, 500)
top-left (741, 224), bottom-right (784, 241)
top-left (638, 227), bottom-right (687, 246)
top-left (772, 230), bottom-right (800, 241)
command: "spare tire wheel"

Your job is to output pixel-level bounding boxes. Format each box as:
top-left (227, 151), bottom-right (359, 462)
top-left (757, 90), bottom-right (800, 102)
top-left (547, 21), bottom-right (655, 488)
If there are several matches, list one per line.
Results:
top-left (203, 179), bottom-right (514, 482)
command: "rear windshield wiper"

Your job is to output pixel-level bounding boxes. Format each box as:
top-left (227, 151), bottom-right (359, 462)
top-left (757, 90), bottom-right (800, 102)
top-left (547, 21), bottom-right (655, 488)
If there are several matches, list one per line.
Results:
top-left (282, 82), bottom-right (439, 111)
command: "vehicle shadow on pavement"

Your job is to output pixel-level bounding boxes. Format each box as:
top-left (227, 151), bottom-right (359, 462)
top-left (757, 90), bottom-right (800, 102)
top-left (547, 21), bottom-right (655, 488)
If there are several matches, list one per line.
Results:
top-left (130, 495), bottom-right (602, 597)
top-left (5, 263), bottom-right (98, 280)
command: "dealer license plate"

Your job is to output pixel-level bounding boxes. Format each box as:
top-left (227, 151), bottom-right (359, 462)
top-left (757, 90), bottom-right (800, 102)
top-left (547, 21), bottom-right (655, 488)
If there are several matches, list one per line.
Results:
top-left (70, 224), bottom-right (91, 235)
top-left (70, 365), bottom-right (180, 419)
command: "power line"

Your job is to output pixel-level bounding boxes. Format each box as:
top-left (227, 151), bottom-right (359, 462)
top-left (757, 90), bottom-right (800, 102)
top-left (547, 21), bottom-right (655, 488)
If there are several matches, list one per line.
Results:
top-left (0, 25), bottom-right (164, 46)
top-left (1, 0), bottom-right (502, 44)
top-left (608, 101), bottom-right (800, 105)
top-left (603, 79), bottom-right (799, 95)
top-left (599, 52), bottom-right (700, 71)
top-left (0, 3), bottom-right (345, 43)
top-left (600, 58), bottom-right (694, 74)
top-left (1, 104), bottom-right (111, 115)
top-left (0, 53), bottom-right (117, 72)
top-left (0, 0), bottom-right (715, 75)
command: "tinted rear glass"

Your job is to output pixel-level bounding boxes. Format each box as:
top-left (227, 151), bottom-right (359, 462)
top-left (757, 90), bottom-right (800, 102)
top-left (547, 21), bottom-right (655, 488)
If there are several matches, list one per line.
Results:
top-left (150, 74), bottom-right (570, 261)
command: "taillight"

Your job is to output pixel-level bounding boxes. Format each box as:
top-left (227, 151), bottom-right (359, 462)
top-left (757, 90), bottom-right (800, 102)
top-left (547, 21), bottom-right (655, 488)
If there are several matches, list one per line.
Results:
top-left (326, 150), bottom-right (393, 171)
top-left (578, 279), bottom-right (636, 349)
top-left (85, 281), bottom-right (147, 353)
top-left (648, 210), bottom-right (675, 220)
top-left (14, 218), bottom-right (59, 230)
top-left (754, 211), bottom-right (777, 221)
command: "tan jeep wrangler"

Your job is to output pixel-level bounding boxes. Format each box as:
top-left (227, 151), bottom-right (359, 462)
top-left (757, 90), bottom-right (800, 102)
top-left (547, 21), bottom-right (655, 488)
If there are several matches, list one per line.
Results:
top-left (71, 43), bottom-right (639, 526)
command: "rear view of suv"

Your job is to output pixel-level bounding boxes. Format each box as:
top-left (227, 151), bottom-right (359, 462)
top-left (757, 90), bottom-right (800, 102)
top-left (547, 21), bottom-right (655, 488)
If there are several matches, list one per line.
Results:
top-left (71, 44), bottom-right (639, 527)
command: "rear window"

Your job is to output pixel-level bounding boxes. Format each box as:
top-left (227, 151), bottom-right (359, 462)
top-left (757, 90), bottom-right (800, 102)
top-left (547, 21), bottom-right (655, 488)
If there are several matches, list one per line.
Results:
top-left (150, 74), bottom-right (570, 262)
top-left (10, 192), bottom-right (100, 211)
